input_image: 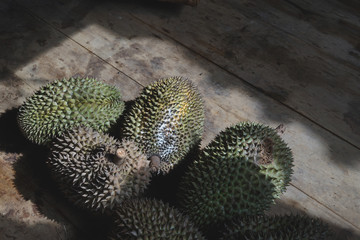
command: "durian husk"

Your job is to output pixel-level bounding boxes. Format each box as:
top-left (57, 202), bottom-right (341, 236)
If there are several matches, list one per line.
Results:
top-left (48, 126), bottom-right (151, 212)
top-left (110, 198), bottom-right (206, 240)
top-left (220, 214), bottom-right (330, 240)
top-left (123, 77), bottom-right (204, 174)
top-left (204, 122), bottom-right (294, 198)
top-left (178, 122), bottom-right (294, 229)
top-left (18, 77), bottom-right (124, 145)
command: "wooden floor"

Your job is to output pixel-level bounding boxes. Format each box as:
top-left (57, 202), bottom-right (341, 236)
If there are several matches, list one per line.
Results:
top-left (0, 0), bottom-right (359, 239)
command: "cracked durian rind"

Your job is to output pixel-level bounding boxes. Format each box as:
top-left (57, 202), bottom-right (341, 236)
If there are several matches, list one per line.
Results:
top-left (178, 122), bottom-right (293, 228)
top-left (220, 214), bottom-right (329, 240)
top-left (122, 77), bottom-right (205, 173)
top-left (110, 198), bottom-right (206, 240)
top-left (18, 77), bottom-right (124, 145)
top-left (205, 122), bottom-right (294, 198)
top-left (48, 126), bottom-right (151, 212)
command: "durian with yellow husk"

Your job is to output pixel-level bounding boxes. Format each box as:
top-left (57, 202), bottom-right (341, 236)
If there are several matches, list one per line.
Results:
top-left (220, 214), bottom-right (329, 240)
top-left (110, 198), bottom-right (206, 240)
top-left (48, 126), bottom-right (151, 212)
top-left (122, 77), bottom-right (205, 173)
top-left (18, 77), bottom-right (124, 145)
top-left (178, 122), bottom-right (293, 228)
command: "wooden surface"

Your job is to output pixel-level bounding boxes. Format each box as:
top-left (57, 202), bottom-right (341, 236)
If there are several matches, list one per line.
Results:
top-left (0, 0), bottom-right (359, 239)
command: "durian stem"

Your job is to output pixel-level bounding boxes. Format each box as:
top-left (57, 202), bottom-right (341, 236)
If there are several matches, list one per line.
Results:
top-left (275, 124), bottom-right (286, 134)
top-left (149, 155), bottom-right (161, 172)
top-left (113, 148), bottom-right (127, 165)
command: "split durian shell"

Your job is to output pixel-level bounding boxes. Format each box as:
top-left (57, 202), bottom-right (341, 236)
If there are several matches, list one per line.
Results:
top-left (204, 122), bottom-right (294, 198)
top-left (220, 214), bottom-right (329, 240)
top-left (110, 198), bottom-right (206, 240)
top-left (48, 126), bottom-right (151, 212)
top-left (122, 77), bottom-right (205, 173)
top-left (178, 122), bottom-right (293, 228)
top-left (18, 77), bottom-right (124, 145)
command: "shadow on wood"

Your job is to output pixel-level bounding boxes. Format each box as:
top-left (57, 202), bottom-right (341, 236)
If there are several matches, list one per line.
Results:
top-left (0, 110), bottom-right (112, 239)
top-left (0, 215), bottom-right (68, 240)
top-left (268, 200), bottom-right (360, 240)
top-left (10, 141), bottom-right (113, 239)
top-left (0, 108), bottom-right (29, 154)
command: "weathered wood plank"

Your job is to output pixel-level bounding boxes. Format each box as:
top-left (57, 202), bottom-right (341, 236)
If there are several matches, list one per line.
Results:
top-left (222, 0), bottom-right (360, 69)
top-left (14, 0), bottom-right (360, 235)
top-left (126, 0), bottom-right (360, 148)
top-left (269, 186), bottom-right (360, 240)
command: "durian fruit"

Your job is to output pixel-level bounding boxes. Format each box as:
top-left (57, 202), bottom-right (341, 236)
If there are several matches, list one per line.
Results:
top-left (205, 122), bottom-right (294, 198)
top-left (18, 77), bottom-right (124, 145)
top-left (219, 214), bottom-right (329, 240)
top-left (110, 198), bottom-right (206, 240)
top-left (178, 155), bottom-right (275, 229)
top-left (122, 77), bottom-right (204, 173)
top-left (48, 126), bottom-right (151, 212)
top-left (178, 122), bottom-right (293, 229)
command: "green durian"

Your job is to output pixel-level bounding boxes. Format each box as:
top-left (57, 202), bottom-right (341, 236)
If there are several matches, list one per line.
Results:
top-left (110, 198), bottom-right (206, 240)
top-left (18, 77), bottom-right (124, 145)
top-left (206, 122), bottom-right (293, 197)
top-left (48, 126), bottom-right (151, 212)
top-left (122, 77), bottom-right (205, 173)
top-left (178, 155), bottom-right (275, 229)
top-left (178, 122), bottom-right (293, 228)
top-left (220, 214), bottom-right (329, 240)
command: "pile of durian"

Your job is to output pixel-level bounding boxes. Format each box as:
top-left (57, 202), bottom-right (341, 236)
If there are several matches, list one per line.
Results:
top-left (17, 76), bottom-right (330, 239)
